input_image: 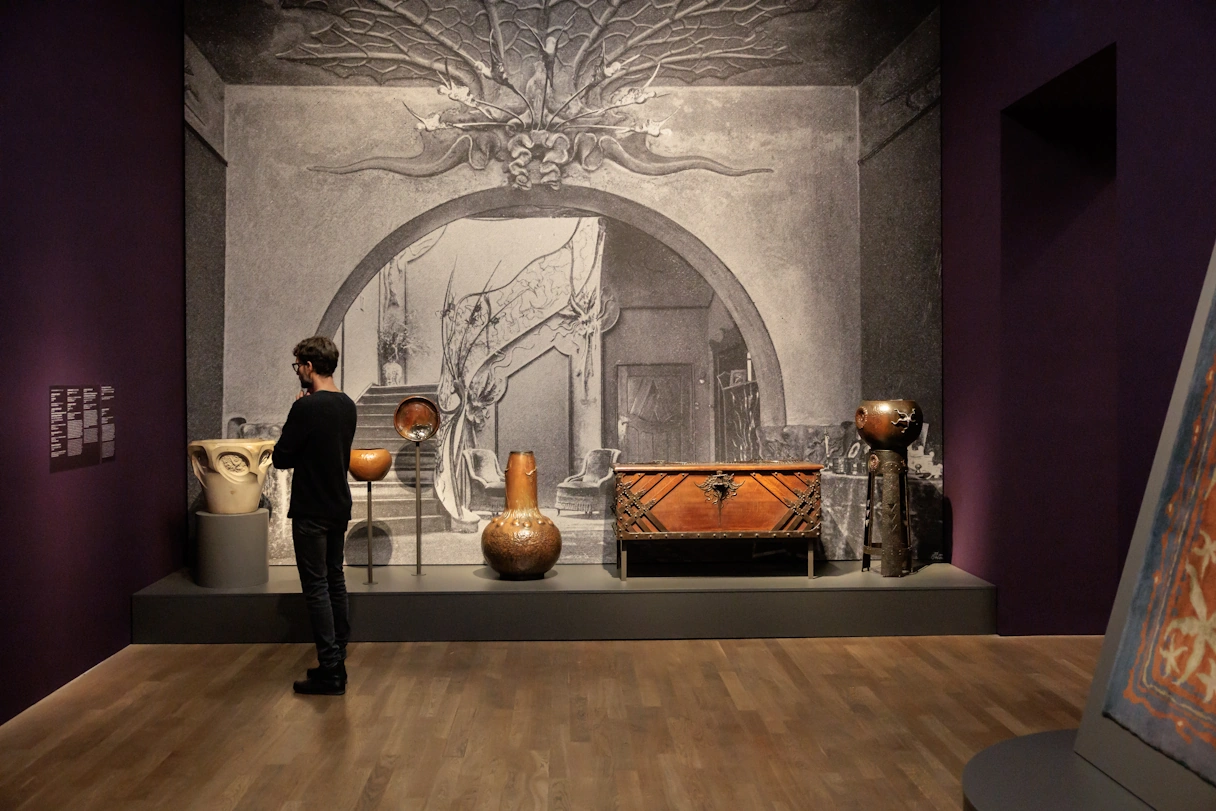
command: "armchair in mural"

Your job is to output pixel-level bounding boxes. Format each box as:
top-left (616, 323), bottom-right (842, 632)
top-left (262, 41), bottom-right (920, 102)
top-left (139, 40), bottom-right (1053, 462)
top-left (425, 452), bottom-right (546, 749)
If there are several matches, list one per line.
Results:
top-left (463, 448), bottom-right (507, 515)
top-left (555, 448), bottom-right (622, 516)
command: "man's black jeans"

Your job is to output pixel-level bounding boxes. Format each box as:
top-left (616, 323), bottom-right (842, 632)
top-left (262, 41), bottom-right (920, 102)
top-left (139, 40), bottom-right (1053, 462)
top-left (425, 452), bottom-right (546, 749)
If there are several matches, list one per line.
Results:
top-left (292, 517), bottom-right (350, 669)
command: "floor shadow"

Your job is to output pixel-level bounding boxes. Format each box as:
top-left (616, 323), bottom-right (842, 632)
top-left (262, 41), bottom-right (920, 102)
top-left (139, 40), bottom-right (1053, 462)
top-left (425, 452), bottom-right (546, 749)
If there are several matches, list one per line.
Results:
top-left (471, 566), bottom-right (559, 581)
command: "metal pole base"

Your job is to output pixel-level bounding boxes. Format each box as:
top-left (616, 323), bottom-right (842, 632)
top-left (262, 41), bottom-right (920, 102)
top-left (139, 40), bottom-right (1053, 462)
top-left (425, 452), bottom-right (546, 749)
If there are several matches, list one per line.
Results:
top-left (365, 480), bottom-right (376, 585)
top-left (412, 440), bottom-right (425, 576)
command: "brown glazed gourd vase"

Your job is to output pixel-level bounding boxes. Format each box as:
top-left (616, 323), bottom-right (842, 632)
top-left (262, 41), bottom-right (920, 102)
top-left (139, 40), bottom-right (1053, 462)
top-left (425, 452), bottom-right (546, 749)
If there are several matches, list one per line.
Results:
top-left (481, 451), bottom-right (562, 579)
top-left (855, 400), bottom-right (924, 451)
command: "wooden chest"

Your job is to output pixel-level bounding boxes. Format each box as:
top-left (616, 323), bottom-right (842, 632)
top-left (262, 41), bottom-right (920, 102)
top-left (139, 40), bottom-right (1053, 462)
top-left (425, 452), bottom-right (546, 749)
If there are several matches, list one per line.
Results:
top-left (613, 462), bottom-right (823, 580)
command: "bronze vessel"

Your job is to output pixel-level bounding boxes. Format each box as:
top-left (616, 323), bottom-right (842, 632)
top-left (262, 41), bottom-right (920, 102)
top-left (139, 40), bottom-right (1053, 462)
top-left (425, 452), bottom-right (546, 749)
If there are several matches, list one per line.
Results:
top-left (855, 400), bottom-right (923, 451)
top-left (481, 451), bottom-right (562, 579)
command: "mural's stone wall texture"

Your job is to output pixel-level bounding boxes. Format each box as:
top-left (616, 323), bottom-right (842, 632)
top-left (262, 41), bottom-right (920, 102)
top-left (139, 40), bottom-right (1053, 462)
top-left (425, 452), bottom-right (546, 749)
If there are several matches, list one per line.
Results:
top-left (185, 126), bottom-right (226, 510)
top-left (221, 84), bottom-right (861, 430)
top-left (858, 9), bottom-right (943, 462)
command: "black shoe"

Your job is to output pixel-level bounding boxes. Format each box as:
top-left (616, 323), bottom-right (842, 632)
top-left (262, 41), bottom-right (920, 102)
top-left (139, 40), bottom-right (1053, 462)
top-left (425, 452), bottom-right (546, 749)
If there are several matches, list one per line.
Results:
top-left (306, 662), bottom-right (347, 686)
top-left (293, 665), bottom-right (345, 696)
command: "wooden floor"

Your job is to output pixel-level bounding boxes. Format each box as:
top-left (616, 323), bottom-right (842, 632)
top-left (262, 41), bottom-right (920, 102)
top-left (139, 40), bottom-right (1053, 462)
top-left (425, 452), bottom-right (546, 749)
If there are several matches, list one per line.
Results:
top-left (0, 637), bottom-right (1101, 810)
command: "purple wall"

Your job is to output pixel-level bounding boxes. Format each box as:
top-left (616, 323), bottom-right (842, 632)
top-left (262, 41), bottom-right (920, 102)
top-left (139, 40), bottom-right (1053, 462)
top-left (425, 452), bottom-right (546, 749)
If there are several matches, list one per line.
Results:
top-left (943, 1), bottom-right (1216, 633)
top-left (0, 1), bottom-right (185, 723)
top-left (0, 1), bottom-right (1211, 724)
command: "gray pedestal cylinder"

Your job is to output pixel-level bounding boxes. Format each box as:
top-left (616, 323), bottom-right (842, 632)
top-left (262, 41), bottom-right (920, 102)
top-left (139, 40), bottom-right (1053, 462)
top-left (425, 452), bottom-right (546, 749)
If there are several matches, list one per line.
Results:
top-left (196, 508), bottom-right (269, 588)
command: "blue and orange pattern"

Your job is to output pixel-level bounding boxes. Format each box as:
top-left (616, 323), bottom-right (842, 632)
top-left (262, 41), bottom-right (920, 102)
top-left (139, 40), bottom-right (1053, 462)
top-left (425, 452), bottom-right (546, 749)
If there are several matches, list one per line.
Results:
top-left (1105, 302), bottom-right (1216, 785)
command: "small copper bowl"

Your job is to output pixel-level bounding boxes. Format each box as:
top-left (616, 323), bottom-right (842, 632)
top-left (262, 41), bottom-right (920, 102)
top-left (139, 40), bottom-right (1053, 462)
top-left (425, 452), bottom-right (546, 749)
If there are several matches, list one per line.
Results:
top-left (394, 395), bottom-right (441, 442)
top-left (349, 448), bottom-right (392, 481)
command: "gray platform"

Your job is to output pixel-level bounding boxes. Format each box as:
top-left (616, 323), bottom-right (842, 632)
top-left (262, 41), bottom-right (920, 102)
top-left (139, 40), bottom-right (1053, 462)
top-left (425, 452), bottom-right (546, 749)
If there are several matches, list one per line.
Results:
top-left (133, 562), bottom-right (994, 643)
top-left (963, 730), bottom-right (1150, 810)
top-left (195, 509), bottom-right (268, 589)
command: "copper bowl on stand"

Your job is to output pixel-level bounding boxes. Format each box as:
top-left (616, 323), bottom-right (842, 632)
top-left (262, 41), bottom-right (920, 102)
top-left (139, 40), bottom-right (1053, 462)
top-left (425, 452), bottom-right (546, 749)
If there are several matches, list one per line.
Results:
top-left (394, 395), bottom-right (441, 576)
top-left (349, 448), bottom-right (392, 482)
top-left (350, 447), bottom-right (393, 584)
top-left (394, 396), bottom-right (440, 443)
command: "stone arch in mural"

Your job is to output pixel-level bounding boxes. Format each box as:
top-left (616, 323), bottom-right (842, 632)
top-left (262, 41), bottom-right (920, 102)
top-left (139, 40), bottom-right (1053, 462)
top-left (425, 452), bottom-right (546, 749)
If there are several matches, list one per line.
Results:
top-left (316, 186), bottom-right (787, 427)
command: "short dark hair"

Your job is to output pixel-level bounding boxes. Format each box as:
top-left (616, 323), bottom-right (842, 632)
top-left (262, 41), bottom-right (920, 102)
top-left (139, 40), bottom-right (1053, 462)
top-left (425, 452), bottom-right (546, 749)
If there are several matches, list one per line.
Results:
top-left (293, 336), bottom-right (340, 376)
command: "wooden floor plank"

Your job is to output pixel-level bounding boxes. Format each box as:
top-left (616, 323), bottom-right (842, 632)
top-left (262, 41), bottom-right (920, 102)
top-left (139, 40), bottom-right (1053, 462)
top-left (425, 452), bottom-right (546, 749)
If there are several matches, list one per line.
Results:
top-left (0, 636), bottom-right (1101, 810)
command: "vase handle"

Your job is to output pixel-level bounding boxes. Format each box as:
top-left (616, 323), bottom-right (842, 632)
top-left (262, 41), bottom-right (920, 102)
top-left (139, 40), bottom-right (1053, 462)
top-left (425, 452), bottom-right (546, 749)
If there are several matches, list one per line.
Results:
top-left (188, 447), bottom-right (210, 488)
top-left (257, 446), bottom-right (274, 475)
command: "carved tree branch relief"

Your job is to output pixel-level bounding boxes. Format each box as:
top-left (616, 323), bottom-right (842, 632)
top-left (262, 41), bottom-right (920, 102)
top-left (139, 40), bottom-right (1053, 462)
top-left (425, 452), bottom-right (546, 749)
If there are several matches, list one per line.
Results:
top-left (279, 0), bottom-right (816, 188)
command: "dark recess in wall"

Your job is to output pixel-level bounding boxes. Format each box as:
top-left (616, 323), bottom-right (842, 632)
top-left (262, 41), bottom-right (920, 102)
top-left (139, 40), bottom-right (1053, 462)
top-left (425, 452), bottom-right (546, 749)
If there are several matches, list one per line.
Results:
top-left (997, 45), bottom-right (1118, 634)
top-left (1004, 44), bottom-right (1116, 160)
top-left (944, 0), bottom-right (1216, 635)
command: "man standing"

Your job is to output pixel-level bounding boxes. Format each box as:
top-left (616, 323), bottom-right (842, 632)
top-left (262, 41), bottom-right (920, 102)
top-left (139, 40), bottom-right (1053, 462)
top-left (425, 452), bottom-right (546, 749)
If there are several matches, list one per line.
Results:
top-left (272, 336), bottom-right (357, 695)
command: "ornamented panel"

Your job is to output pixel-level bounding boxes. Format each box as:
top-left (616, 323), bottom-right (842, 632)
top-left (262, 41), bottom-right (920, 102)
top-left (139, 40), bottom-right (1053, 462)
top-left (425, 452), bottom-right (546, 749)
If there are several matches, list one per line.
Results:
top-left (1103, 293), bottom-right (1216, 785)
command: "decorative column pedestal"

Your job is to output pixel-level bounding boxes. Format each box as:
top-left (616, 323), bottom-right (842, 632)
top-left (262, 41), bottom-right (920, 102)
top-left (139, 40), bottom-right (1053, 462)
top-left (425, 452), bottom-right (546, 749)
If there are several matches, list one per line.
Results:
top-left (195, 508), bottom-right (269, 589)
top-left (862, 450), bottom-right (913, 576)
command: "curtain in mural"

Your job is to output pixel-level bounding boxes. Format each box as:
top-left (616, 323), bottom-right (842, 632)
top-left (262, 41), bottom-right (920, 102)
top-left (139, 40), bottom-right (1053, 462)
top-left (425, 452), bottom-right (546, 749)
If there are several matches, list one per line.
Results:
top-left (434, 217), bottom-right (609, 525)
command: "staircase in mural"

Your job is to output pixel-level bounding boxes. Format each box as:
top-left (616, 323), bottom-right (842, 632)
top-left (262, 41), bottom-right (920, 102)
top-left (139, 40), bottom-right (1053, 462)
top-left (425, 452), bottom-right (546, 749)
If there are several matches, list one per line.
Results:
top-left (348, 384), bottom-right (449, 534)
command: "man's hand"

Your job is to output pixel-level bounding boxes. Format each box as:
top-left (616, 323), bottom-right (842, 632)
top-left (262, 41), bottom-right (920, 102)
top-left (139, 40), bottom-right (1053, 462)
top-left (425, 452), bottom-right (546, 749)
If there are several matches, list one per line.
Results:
top-left (295, 388), bottom-right (309, 401)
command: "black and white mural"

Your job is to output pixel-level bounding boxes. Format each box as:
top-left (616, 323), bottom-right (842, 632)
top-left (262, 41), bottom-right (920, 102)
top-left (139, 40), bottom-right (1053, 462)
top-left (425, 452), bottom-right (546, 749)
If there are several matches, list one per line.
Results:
top-left (184, 0), bottom-right (943, 566)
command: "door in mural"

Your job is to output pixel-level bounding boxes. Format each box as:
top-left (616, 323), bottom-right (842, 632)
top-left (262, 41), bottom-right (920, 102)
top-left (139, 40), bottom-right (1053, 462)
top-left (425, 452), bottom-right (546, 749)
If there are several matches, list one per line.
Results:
top-left (617, 365), bottom-right (694, 462)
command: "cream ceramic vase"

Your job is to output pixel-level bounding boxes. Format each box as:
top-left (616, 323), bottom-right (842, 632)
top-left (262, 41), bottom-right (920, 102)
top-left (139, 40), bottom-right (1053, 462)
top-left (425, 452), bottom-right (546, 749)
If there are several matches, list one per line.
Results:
top-left (188, 439), bottom-right (277, 514)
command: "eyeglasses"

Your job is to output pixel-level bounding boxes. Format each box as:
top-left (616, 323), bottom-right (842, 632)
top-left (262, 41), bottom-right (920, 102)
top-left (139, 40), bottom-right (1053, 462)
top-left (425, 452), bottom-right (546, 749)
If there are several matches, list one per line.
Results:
top-left (292, 362), bottom-right (306, 373)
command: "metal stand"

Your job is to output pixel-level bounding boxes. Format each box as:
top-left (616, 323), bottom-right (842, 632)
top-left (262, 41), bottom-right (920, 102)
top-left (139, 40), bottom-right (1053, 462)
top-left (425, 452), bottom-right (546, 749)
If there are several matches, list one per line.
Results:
top-left (412, 440), bottom-right (425, 577)
top-left (365, 481), bottom-right (375, 585)
top-left (392, 394), bottom-right (439, 578)
top-left (861, 449), bottom-right (914, 577)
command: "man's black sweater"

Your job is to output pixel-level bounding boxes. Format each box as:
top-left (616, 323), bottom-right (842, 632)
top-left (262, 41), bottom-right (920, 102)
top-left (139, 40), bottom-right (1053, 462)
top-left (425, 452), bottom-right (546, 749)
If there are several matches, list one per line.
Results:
top-left (272, 390), bottom-right (358, 521)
